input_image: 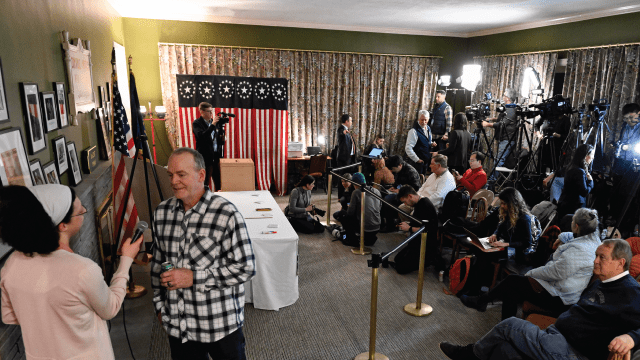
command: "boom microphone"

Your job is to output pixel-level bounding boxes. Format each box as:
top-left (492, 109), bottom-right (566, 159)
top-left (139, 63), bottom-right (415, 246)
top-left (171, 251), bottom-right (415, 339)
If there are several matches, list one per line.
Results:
top-left (129, 221), bottom-right (148, 244)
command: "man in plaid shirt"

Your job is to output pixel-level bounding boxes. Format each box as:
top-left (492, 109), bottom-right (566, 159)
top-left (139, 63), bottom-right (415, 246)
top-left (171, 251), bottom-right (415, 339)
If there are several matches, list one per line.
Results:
top-left (151, 147), bottom-right (255, 360)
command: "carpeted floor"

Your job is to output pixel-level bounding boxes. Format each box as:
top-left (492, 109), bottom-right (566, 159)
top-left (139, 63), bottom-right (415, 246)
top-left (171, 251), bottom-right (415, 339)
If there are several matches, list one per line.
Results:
top-left (242, 191), bottom-right (502, 360)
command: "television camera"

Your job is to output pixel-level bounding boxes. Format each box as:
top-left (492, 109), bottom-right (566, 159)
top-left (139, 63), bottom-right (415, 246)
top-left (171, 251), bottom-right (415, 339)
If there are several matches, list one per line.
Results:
top-left (216, 111), bottom-right (236, 125)
top-left (528, 94), bottom-right (574, 120)
top-left (465, 92), bottom-right (493, 123)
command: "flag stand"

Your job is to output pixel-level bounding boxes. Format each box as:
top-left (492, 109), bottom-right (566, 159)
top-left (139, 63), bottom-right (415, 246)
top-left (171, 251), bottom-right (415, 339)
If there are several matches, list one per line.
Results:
top-left (111, 52), bottom-right (165, 299)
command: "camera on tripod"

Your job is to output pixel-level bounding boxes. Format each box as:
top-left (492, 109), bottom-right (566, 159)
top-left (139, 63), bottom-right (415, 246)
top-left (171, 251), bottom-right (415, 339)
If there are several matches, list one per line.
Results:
top-left (465, 102), bottom-right (491, 122)
top-left (216, 111), bottom-right (236, 125)
top-left (530, 94), bottom-right (574, 120)
top-left (588, 98), bottom-right (610, 113)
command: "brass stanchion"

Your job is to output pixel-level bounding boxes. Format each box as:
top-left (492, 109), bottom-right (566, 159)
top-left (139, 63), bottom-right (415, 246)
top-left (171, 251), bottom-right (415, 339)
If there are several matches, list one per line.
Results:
top-left (352, 191), bottom-right (371, 255)
top-left (354, 259), bottom-right (388, 360)
top-left (327, 173), bottom-right (333, 227)
top-left (403, 232), bottom-right (433, 316)
top-left (358, 164), bottom-right (362, 173)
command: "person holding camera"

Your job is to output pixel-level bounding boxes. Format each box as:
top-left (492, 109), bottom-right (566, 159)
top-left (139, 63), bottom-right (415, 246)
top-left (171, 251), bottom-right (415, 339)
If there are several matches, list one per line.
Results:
top-left (341, 173), bottom-right (382, 247)
top-left (192, 102), bottom-right (224, 190)
top-left (482, 88), bottom-right (518, 182)
top-left (286, 175), bottom-right (325, 233)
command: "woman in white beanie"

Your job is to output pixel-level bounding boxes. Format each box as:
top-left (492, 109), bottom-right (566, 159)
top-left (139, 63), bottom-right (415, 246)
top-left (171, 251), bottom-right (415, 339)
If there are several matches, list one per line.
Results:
top-left (0, 184), bottom-right (143, 360)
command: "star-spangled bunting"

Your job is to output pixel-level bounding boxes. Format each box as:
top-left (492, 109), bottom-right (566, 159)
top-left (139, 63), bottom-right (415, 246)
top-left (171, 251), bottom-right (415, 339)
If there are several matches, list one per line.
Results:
top-left (112, 53), bottom-right (139, 247)
top-left (175, 75), bottom-right (289, 195)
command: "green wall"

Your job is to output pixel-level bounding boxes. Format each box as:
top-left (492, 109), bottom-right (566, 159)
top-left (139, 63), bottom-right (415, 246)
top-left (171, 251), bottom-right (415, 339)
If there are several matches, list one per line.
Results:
top-left (122, 18), bottom-right (470, 109)
top-left (468, 12), bottom-right (640, 56)
top-left (0, 0), bottom-right (124, 184)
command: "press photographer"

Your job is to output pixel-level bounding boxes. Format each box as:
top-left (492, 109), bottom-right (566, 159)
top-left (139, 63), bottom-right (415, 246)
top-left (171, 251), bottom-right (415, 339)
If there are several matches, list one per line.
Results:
top-left (481, 88), bottom-right (519, 182)
top-left (192, 102), bottom-right (227, 190)
top-left (608, 103), bottom-right (640, 232)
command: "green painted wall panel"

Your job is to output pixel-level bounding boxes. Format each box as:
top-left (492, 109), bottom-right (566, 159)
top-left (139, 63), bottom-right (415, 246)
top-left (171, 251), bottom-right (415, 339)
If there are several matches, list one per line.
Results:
top-left (0, 0), bottom-right (124, 185)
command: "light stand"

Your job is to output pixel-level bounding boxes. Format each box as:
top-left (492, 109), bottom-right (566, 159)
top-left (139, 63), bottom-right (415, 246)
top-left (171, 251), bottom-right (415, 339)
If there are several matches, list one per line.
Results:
top-left (610, 159), bottom-right (640, 238)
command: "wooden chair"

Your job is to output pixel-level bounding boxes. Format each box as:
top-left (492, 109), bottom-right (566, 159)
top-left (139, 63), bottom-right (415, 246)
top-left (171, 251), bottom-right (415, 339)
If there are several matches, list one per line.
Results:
top-left (301, 154), bottom-right (327, 193)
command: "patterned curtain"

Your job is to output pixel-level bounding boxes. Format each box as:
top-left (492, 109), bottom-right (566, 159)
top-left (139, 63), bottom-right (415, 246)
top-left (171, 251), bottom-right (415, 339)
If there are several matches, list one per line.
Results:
top-left (562, 45), bottom-right (640, 148)
top-left (158, 44), bottom-right (440, 156)
top-left (471, 53), bottom-right (558, 169)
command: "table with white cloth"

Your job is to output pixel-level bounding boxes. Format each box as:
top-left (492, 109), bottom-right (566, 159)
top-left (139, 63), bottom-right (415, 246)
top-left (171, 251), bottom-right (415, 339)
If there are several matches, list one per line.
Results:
top-left (217, 191), bottom-right (299, 311)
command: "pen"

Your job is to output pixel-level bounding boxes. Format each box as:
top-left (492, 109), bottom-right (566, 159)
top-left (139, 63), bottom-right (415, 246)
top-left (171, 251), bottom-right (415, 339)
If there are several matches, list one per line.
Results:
top-left (262, 231), bottom-right (277, 234)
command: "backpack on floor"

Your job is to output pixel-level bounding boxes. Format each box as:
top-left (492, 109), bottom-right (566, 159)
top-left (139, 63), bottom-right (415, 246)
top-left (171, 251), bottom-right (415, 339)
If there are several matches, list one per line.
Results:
top-left (447, 255), bottom-right (476, 296)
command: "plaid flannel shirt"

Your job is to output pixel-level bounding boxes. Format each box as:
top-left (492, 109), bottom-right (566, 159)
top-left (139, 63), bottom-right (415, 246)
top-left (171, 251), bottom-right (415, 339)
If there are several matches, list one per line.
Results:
top-left (151, 189), bottom-right (255, 343)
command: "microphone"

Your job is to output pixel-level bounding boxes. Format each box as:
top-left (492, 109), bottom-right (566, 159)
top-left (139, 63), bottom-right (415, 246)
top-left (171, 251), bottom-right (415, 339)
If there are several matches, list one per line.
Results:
top-left (129, 221), bottom-right (148, 244)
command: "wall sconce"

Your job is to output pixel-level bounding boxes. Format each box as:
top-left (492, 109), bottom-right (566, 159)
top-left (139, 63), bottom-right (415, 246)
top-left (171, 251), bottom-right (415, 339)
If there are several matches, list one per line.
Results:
top-left (139, 106), bottom-right (146, 117)
top-left (155, 106), bottom-right (166, 119)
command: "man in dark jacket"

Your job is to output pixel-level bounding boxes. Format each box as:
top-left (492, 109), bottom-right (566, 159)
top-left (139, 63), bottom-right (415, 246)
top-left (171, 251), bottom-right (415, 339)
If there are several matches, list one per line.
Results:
top-left (192, 102), bottom-right (223, 190)
top-left (336, 114), bottom-right (356, 198)
top-left (380, 155), bottom-right (421, 232)
top-left (341, 172), bottom-right (382, 247)
top-left (482, 88), bottom-right (518, 182)
top-left (440, 239), bottom-right (640, 360)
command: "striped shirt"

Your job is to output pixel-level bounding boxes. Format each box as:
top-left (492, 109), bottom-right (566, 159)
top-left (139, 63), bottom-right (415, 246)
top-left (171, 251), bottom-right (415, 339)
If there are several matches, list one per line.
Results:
top-left (151, 189), bottom-right (255, 343)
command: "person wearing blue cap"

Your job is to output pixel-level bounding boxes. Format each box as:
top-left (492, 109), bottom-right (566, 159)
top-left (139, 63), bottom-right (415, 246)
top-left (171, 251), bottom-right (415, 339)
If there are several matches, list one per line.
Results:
top-left (340, 172), bottom-right (382, 247)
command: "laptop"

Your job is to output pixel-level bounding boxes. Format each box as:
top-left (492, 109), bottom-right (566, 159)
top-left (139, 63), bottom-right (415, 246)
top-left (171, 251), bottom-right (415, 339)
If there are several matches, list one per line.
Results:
top-left (307, 146), bottom-right (321, 156)
top-left (362, 147), bottom-right (383, 159)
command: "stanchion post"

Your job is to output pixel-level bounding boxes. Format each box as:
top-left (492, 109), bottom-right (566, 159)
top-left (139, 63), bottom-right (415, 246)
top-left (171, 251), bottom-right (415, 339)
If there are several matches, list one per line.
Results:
top-left (327, 173), bottom-right (333, 227)
top-left (354, 255), bottom-right (388, 360)
top-left (352, 191), bottom-right (372, 255)
top-left (403, 229), bottom-right (433, 317)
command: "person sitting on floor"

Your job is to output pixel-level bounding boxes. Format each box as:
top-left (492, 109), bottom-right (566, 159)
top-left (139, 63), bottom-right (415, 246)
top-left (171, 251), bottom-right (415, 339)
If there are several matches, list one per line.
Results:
top-left (333, 173), bottom-right (353, 223)
top-left (285, 175), bottom-right (324, 234)
top-left (459, 208), bottom-right (601, 320)
top-left (340, 172), bottom-right (382, 247)
top-left (440, 238), bottom-right (640, 360)
top-left (391, 185), bottom-right (440, 274)
top-left (453, 151), bottom-right (487, 197)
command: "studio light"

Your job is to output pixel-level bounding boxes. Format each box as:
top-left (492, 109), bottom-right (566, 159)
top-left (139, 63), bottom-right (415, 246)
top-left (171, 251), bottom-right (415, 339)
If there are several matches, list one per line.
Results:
top-left (461, 65), bottom-right (482, 91)
top-left (521, 67), bottom-right (544, 99)
top-left (438, 75), bottom-right (451, 87)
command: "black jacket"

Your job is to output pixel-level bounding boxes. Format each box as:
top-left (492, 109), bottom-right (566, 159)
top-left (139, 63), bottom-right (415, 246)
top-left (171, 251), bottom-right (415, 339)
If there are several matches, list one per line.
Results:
top-left (438, 130), bottom-right (471, 169)
top-left (193, 117), bottom-right (224, 162)
top-left (393, 162), bottom-right (421, 191)
top-left (336, 124), bottom-right (356, 165)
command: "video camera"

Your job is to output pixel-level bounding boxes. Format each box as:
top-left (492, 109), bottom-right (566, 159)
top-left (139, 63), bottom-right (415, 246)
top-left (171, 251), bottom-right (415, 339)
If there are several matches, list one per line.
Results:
top-left (529, 94), bottom-right (574, 120)
top-left (465, 92), bottom-right (493, 123)
top-left (588, 98), bottom-right (610, 114)
top-left (216, 111), bottom-right (236, 125)
top-left (311, 205), bottom-right (326, 217)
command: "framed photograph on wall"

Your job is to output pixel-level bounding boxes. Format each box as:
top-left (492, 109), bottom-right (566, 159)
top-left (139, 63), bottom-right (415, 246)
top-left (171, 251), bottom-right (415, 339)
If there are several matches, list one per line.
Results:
top-left (53, 82), bottom-right (69, 128)
top-left (0, 127), bottom-right (34, 187)
top-left (42, 160), bottom-right (59, 184)
top-left (61, 31), bottom-right (96, 114)
top-left (67, 141), bottom-right (82, 186)
top-left (0, 58), bottom-right (10, 124)
top-left (20, 82), bottom-right (46, 154)
top-left (41, 91), bottom-right (59, 132)
top-left (96, 108), bottom-right (112, 160)
top-left (29, 159), bottom-right (45, 185)
top-left (52, 135), bottom-right (68, 174)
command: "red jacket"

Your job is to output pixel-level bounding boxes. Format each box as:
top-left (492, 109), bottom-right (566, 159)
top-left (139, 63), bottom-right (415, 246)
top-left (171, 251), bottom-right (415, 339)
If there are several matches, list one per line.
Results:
top-left (457, 167), bottom-right (487, 196)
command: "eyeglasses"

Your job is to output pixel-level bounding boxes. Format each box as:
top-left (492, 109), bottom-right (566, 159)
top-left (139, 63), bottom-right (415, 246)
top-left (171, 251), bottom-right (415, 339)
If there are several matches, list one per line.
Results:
top-left (72, 209), bottom-right (87, 217)
top-left (469, 158), bottom-right (477, 162)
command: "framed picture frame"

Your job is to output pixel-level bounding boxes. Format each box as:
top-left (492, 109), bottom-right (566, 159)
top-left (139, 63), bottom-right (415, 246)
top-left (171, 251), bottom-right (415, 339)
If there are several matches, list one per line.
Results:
top-left (61, 32), bottom-right (96, 114)
top-left (96, 108), bottom-right (112, 160)
top-left (41, 91), bottom-right (59, 133)
top-left (53, 82), bottom-right (69, 128)
top-left (29, 159), bottom-right (46, 185)
top-left (98, 85), bottom-right (106, 107)
top-left (0, 127), bottom-right (34, 187)
top-left (0, 58), bottom-right (10, 124)
top-left (67, 141), bottom-right (82, 186)
top-left (20, 82), bottom-right (46, 154)
top-left (42, 160), bottom-right (60, 184)
top-left (52, 135), bottom-right (68, 174)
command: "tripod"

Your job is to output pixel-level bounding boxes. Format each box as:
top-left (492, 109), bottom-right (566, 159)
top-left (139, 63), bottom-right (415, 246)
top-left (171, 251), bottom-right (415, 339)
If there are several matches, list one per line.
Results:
top-left (583, 107), bottom-right (610, 172)
top-left (471, 120), bottom-right (496, 167)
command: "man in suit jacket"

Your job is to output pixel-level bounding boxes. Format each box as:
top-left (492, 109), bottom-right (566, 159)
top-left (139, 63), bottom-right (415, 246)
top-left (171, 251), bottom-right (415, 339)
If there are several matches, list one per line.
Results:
top-left (336, 113), bottom-right (357, 198)
top-left (192, 102), bottom-right (223, 190)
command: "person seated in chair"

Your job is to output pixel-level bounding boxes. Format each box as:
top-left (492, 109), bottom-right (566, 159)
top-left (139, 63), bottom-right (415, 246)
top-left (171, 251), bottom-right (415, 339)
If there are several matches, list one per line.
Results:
top-left (453, 152), bottom-right (487, 197)
top-left (333, 173), bottom-right (353, 223)
top-left (459, 208), bottom-right (601, 320)
top-left (556, 144), bottom-right (595, 222)
top-left (362, 134), bottom-right (387, 182)
top-left (340, 173), bottom-right (382, 247)
top-left (440, 238), bottom-right (640, 360)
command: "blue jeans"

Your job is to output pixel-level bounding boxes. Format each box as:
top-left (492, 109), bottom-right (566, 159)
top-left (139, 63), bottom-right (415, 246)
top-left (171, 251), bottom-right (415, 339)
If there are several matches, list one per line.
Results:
top-left (473, 318), bottom-right (588, 360)
top-left (490, 140), bottom-right (514, 182)
top-left (550, 177), bottom-right (564, 203)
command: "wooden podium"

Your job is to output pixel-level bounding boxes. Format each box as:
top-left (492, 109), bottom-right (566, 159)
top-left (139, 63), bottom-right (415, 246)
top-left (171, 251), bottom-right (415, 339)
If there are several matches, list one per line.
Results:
top-left (220, 159), bottom-right (255, 191)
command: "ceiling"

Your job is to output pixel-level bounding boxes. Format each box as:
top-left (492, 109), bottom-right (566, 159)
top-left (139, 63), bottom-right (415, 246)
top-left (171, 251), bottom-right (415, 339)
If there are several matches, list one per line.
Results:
top-left (107, 0), bottom-right (640, 37)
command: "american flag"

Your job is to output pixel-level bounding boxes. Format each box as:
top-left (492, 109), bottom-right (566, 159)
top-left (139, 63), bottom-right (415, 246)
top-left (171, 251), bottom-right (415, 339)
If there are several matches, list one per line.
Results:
top-left (176, 75), bottom-right (288, 195)
top-left (112, 67), bottom-right (139, 245)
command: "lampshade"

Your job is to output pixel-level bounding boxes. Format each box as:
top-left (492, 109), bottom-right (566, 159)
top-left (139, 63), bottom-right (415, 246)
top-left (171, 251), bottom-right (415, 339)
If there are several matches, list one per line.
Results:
top-left (318, 135), bottom-right (325, 145)
top-left (155, 105), bottom-right (166, 119)
top-left (139, 106), bottom-right (146, 114)
top-left (461, 65), bottom-right (482, 91)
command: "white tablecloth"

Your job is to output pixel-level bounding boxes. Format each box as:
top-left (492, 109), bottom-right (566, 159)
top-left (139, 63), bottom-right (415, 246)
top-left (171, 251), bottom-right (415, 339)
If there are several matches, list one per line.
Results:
top-left (217, 191), bottom-right (299, 311)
